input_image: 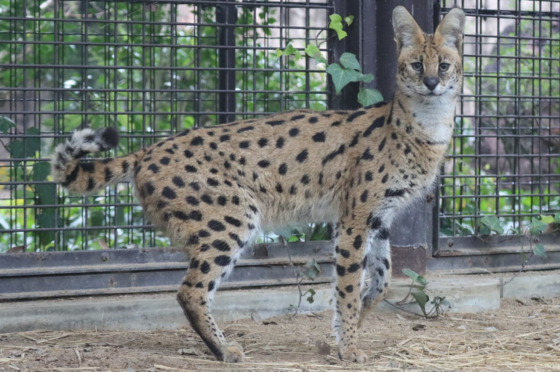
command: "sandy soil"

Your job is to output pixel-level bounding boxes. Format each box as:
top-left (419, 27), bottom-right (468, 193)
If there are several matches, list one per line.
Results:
top-left (1, 297), bottom-right (559, 372)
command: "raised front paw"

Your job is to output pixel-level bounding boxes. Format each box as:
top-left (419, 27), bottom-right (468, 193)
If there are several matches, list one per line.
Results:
top-left (339, 345), bottom-right (368, 364)
top-left (221, 341), bottom-right (245, 363)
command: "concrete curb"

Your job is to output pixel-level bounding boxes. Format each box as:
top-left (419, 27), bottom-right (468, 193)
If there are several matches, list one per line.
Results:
top-left (1, 271), bottom-right (559, 333)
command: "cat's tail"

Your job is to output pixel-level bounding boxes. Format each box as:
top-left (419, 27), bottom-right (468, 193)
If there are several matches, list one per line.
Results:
top-left (50, 127), bottom-right (144, 195)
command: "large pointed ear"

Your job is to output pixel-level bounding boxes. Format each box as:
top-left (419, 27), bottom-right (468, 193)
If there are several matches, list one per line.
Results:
top-left (392, 6), bottom-right (425, 52)
top-left (434, 8), bottom-right (466, 51)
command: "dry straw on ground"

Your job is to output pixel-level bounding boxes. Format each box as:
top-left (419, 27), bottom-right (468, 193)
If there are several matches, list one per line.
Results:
top-left (1, 297), bottom-right (559, 371)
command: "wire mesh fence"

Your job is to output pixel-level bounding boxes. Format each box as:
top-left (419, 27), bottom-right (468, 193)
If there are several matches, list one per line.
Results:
top-left (439, 0), bottom-right (560, 237)
top-left (0, 0), bottom-right (331, 252)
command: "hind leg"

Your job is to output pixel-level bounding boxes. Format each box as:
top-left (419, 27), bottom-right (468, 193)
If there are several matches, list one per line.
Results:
top-left (175, 214), bottom-right (256, 362)
top-left (358, 227), bottom-right (392, 328)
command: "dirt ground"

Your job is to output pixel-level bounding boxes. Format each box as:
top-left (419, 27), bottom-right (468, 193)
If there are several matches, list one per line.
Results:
top-left (1, 297), bottom-right (559, 372)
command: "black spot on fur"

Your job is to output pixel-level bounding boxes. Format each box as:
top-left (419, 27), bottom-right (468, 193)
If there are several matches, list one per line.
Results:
top-left (201, 261), bottom-right (211, 273)
top-left (361, 148), bottom-right (374, 160)
top-left (368, 214), bottom-right (382, 229)
top-left (104, 167), bottom-right (113, 182)
top-left (239, 141), bottom-right (250, 149)
top-left (345, 285), bottom-right (354, 293)
top-left (237, 126), bottom-right (254, 133)
top-left (385, 188), bottom-right (407, 197)
top-left (189, 182), bottom-right (200, 191)
top-left (360, 190), bottom-right (368, 203)
top-left (217, 196), bottom-right (227, 206)
top-left (296, 150), bottom-right (308, 163)
top-left (289, 128), bottom-right (299, 137)
top-left (322, 144), bottom-right (345, 166)
top-left (275, 183), bottom-right (283, 193)
top-left (378, 138), bottom-right (387, 152)
top-left (340, 249), bottom-right (350, 259)
top-left (145, 182), bottom-right (155, 195)
top-left (383, 257), bottom-right (391, 270)
top-left (312, 131), bottom-right (326, 142)
top-left (266, 120), bottom-right (285, 126)
top-left (289, 185), bottom-right (297, 195)
top-left (258, 138), bottom-right (268, 147)
top-left (173, 211), bottom-right (189, 220)
top-left (257, 160), bottom-right (270, 168)
top-left (353, 235), bottom-right (362, 249)
top-left (301, 175), bottom-right (310, 185)
top-left (348, 263), bottom-right (360, 273)
top-left (224, 216), bottom-right (242, 227)
top-left (377, 228), bottom-right (390, 240)
top-left (365, 171), bottom-right (373, 181)
top-left (184, 150), bottom-right (194, 158)
top-left (201, 194), bottom-right (213, 204)
top-left (232, 196), bottom-right (240, 205)
top-left (208, 220), bottom-right (226, 232)
top-left (278, 163), bottom-right (288, 175)
top-left (381, 174), bottom-right (389, 183)
top-left (162, 187), bottom-right (176, 199)
top-left (212, 239), bottom-right (230, 251)
top-left (331, 120), bottom-right (341, 127)
top-left (171, 177), bottom-right (185, 188)
top-left (336, 265), bottom-right (346, 276)
top-left (188, 234), bottom-right (200, 245)
top-left (349, 132), bottom-right (361, 147)
top-left (363, 116), bottom-right (385, 137)
top-left (347, 110), bottom-right (366, 122)
top-left (207, 178), bottom-right (219, 187)
top-left (291, 114), bottom-right (305, 121)
top-left (190, 136), bottom-right (204, 146)
top-left (276, 137), bottom-right (285, 148)
top-left (80, 163), bottom-right (95, 173)
top-left (87, 177), bottom-right (96, 191)
top-left (308, 117), bottom-right (318, 124)
top-left (148, 163), bottom-right (160, 174)
top-left (186, 196), bottom-right (199, 206)
top-left (220, 134), bottom-right (230, 142)
top-left (189, 210), bottom-right (203, 221)
top-left (185, 165), bottom-right (197, 173)
top-left (214, 255), bottom-right (231, 266)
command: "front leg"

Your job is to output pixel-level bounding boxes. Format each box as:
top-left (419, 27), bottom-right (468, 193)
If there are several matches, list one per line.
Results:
top-left (333, 218), bottom-right (369, 363)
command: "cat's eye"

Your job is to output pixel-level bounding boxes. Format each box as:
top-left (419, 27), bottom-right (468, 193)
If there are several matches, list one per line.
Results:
top-left (439, 63), bottom-right (450, 71)
top-left (411, 62), bottom-right (423, 71)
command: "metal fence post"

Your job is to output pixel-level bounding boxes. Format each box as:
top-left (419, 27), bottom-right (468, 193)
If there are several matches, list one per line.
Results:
top-left (217, 0), bottom-right (237, 124)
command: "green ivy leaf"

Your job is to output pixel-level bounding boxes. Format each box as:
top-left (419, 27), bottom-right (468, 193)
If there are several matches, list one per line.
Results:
top-left (25, 127), bottom-right (41, 158)
top-left (533, 243), bottom-right (546, 257)
top-left (294, 49), bottom-right (302, 61)
top-left (411, 291), bottom-right (429, 317)
top-left (276, 48), bottom-right (283, 58)
top-left (402, 268), bottom-right (428, 286)
top-left (529, 217), bottom-right (548, 235)
top-left (33, 162), bottom-right (51, 181)
top-left (305, 44), bottom-right (320, 57)
top-left (357, 87), bottom-right (383, 107)
top-left (326, 63), bottom-right (360, 94)
top-left (35, 184), bottom-right (56, 205)
top-left (287, 235), bottom-right (299, 243)
top-left (329, 14), bottom-right (347, 40)
top-left (344, 15), bottom-right (354, 26)
top-left (8, 140), bottom-right (24, 160)
top-left (357, 73), bottom-right (374, 83)
top-left (339, 52), bottom-right (361, 71)
top-left (540, 214), bottom-right (555, 224)
top-left (283, 44), bottom-right (297, 57)
top-left (0, 116), bottom-right (16, 133)
top-left (302, 258), bottom-right (322, 280)
top-left (306, 288), bottom-right (316, 304)
top-left (555, 214), bottom-right (560, 224)
top-left (480, 216), bottom-right (504, 235)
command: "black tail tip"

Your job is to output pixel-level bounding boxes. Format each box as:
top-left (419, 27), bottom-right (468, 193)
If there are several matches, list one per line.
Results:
top-left (99, 127), bottom-right (119, 149)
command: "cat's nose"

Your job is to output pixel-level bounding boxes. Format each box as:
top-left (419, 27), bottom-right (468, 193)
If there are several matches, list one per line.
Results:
top-left (423, 77), bottom-right (440, 91)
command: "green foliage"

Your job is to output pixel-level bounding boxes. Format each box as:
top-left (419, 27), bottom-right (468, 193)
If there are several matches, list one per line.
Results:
top-left (400, 268), bottom-right (451, 318)
top-left (329, 14), bottom-right (347, 40)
